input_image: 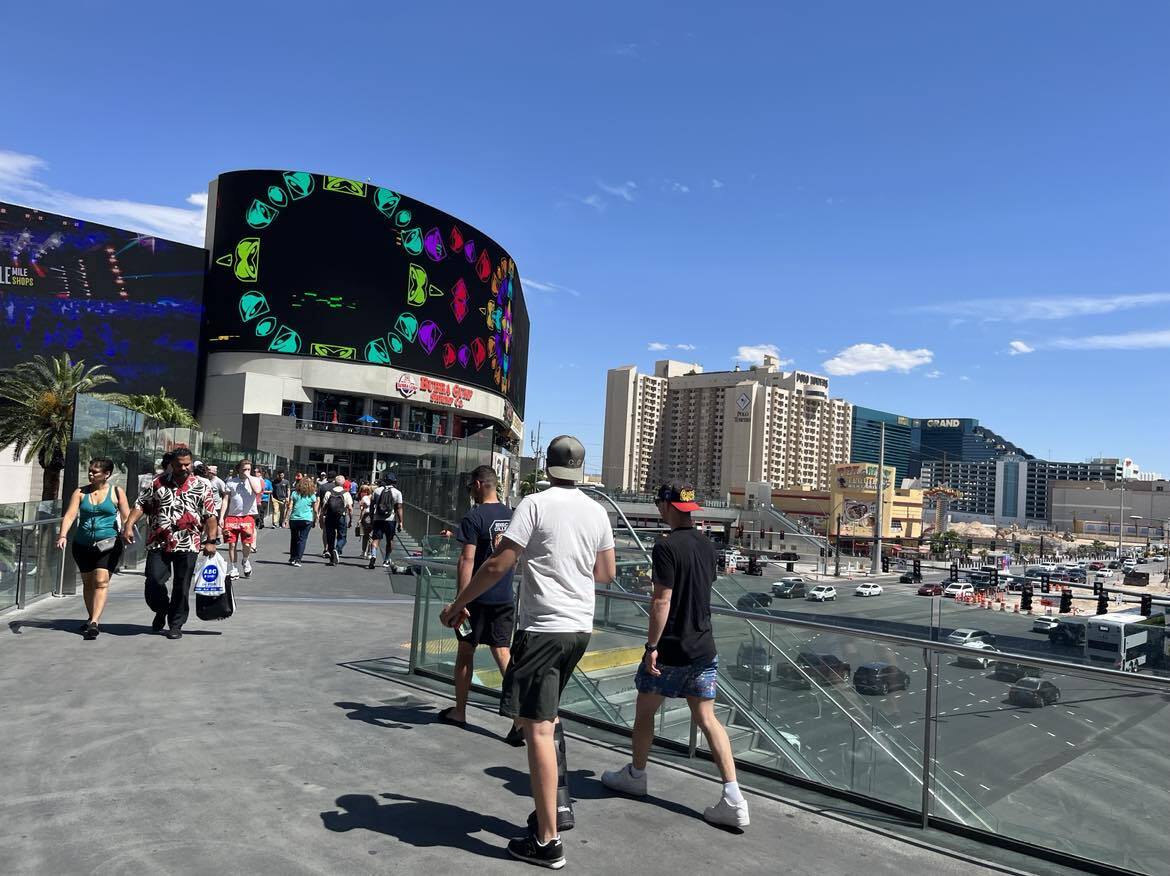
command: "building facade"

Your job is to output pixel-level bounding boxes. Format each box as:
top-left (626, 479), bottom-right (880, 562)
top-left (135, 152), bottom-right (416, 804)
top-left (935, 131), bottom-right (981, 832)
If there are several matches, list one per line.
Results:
top-left (1049, 479), bottom-right (1170, 542)
top-left (909, 417), bottom-right (1031, 477)
top-left (602, 356), bottom-right (852, 497)
top-left (850, 407), bottom-right (913, 486)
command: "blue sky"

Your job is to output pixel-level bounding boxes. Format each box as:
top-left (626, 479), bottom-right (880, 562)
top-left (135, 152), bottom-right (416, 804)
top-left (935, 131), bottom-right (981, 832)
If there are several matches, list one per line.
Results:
top-left (3, 2), bottom-right (1168, 474)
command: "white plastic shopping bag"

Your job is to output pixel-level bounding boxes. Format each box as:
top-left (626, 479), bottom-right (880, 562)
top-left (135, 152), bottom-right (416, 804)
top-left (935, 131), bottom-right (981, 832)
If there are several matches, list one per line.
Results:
top-left (193, 551), bottom-right (228, 596)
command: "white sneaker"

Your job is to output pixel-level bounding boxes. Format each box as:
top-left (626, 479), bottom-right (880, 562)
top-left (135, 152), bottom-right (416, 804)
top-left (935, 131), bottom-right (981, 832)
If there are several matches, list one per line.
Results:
top-left (243, 560), bottom-right (252, 577)
top-left (704, 795), bottom-right (750, 828)
top-left (601, 764), bottom-right (647, 796)
top-left (228, 566), bottom-right (240, 579)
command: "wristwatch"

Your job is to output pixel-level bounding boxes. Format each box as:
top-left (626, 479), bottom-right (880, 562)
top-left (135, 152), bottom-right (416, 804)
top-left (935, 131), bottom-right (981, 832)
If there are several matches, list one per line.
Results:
top-left (644, 643), bottom-right (658, 652)
top-left (204, 538), bottom-right (221, 545)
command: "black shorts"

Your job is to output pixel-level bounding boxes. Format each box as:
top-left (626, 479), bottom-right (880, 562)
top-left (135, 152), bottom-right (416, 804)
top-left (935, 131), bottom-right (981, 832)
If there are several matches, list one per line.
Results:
top-left (500, 630), bottom-right (591, 722)
top-left (72, 539), bottom-right (124, 575)
top-left (455, 602), bottom-right (515, 649)
top-left (371, 519), bottom-right (397, 540)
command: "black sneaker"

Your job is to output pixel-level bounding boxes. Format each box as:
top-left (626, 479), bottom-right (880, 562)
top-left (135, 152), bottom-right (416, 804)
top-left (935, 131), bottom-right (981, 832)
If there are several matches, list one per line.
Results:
top-left (527, 806), bottom-right (574, 834)
top-left (79, 619), bottom-right (92, 633)
top-left (367, 555), bottom-right (376, 570)
top-left (83, 622), bottom-right (100, 641)
top-left (151, 611), bottom-right (167, 633)
top-left (505, 725), bottom-right (525, 747)
top-left (507, 833), bottom-right (564, 869)
top-left (166, 627), bottom-right (183, 640)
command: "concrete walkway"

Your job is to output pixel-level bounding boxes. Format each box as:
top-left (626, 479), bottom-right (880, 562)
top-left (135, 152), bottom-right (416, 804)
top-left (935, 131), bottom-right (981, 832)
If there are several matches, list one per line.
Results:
top-left (2, 553), bottom-right (1028, 875)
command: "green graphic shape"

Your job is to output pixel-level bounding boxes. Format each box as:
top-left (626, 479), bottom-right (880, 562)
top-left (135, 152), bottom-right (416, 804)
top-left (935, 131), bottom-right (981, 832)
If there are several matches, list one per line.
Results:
top-left (394, 209), bottom-right (411, 227)
top-left (246, 199), bottom-right (278, 229)
top-left (364, 338), bottom-right (391, 364)
top-left (255, 317), bottom-right (276, 337)
top-left (407, 264), bottom-right (427, 306)
top-left (387, 334), bottom-right (404, 354)
top-left (429, 284), bottom-right (443, 297)
top-left (324, 176), bottom-right (366, 196)
top-left (215, 253), bottom-right (233, 267)
top-left (401, 228), bottom-right (423, 256)
top-left (310, 343), bottom-right (356, 360)
top-left (283, 172), bottom-right (315, 199)
top-left (394, 313), bottom-right (419, 342)
top-left (234, 238), bottom-right (259, 281)
top-left (373, 187), bottom-right (400, 217)
top-left (268, 325), bottom-right (301, 354)
top-left (267, 185), bottom-right (289, 208)
top-left (238, 290), bottom-right (269, 322)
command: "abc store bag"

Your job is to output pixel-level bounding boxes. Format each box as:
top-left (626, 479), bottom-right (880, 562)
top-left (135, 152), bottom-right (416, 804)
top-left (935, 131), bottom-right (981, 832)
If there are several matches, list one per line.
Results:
top-left (194, 552), bottom-right (235, 621)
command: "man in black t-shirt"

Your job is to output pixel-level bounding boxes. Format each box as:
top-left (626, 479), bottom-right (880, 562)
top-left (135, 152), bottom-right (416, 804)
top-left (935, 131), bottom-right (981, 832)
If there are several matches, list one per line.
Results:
top-left (601, 479), bottom-right (751, 829)
top-left (438, 465), bottom-right (521, 743)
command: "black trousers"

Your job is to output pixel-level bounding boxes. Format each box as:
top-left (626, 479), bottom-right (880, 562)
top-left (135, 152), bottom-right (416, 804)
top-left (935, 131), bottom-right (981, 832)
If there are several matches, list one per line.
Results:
top-left (144, 550), bottom-right (199, 628)
top-left (323, 514), bottom-right (344, 555)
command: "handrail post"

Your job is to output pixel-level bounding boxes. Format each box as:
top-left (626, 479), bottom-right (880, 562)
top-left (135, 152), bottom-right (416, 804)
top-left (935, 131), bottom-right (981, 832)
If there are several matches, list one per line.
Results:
top-left (688, 716), bottom-right (698, 758)
top-left (920, 645), bottom-right (936, 829)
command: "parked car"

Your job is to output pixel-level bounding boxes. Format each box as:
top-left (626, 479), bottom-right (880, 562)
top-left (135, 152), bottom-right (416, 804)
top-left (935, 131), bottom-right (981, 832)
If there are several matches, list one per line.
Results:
top-left (855, 582), bottom-right (883, 597)
top-left (947, 628), bottom-right (996, 646)
top-left (806, 585), bottom-right (837, 602)
top-left (731, 643), bottom-right (773, 681)
top-left (771, 577), bottom-right (806, 599)
top-left (795, 652), bottom-right (851, 684)
top-left (917, 582), bottom-right (944, 596)
top-left (736, 592), bottom-right (773, 612)
top-left (954, 641), bottom-right (999, 668)
top-left (992, 661), bottom-right (1041, 683)
top-left (1087, 562), bottom-right (1105, 571)
top-left (777, 551), bottom-right (800, 561)
top-left (853, 662), bottom-right (910, 695)
top-left (942, 582), bottom-right (975, 599)
top-left (1031, 616), bottom-right (1060, 633)
top-left (735, 554), bottom-right (751, 571)
top-left (773, 664), bottom-right (813, 690)
top-left (1008, 677), bottom-right (1061, 707)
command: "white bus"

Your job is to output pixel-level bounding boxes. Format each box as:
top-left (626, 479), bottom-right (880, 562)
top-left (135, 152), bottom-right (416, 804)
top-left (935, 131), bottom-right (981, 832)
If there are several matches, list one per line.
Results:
top-left (1083, 611), bottom-right (1149, 672)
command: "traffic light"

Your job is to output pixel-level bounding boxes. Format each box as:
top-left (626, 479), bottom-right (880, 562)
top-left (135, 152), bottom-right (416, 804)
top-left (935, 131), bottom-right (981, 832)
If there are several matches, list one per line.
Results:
top-left (967, 539), bottom-right (973, 551)
top-left (881, 556), bottom-right (889, 573)
top-left (1141, 594), bottom-right (1153, 617)
top-left (991, 538), bottom-right (997, 552)
top-left (913, 558), bottom-right (922, 578)
top-left (736, 524), bottom-right (744, 539)
top-left (1021, 586), bottom-right (1033, 612)
top-left (1059, 590), bottom-right (1073, 613)
top-left (1040, 572), bottom-right (1050, 594)
top-left (778, 530), bottom-right (784, 541)
top-left (950, 563), bottom-right (959, 583)
top-left (1092, 578), bottom-right (1101, 596)
top-left (991, 568), bottom-right (999, 588)
top-left (1096, 592), bottom-right (1109, 616)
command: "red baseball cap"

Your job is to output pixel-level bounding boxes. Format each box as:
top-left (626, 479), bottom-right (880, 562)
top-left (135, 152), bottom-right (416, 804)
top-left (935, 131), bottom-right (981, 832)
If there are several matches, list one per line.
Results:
top-left (657, 480), bottom-right (701, 512)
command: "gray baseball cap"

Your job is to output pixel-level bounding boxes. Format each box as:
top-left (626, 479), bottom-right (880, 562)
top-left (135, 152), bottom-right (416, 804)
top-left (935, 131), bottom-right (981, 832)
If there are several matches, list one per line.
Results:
top-left (546, 435), bottom-right (585, 482)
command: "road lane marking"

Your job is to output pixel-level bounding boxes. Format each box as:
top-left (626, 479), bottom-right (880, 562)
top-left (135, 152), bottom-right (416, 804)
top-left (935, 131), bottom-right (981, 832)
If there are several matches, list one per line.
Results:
top-left (1047, 732), bottom-right (1056, 737)
top-left (1028, 723), bottom-right (1038, 728)
top-left (1085, 718), bottom-right (1093, 723)
top-left (978, 784), bottom-right (991, 791)
top-left (953, 770), bottom-right (966, 777)
top-left (1065, 741), bottom-right (1075, 747)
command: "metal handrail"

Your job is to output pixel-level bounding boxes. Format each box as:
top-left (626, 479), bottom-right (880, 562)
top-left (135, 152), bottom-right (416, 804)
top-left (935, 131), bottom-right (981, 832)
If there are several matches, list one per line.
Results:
top-left (293, 417), bottom-right (457, 445)
top-left (581, 486), bottom-right (653, 566)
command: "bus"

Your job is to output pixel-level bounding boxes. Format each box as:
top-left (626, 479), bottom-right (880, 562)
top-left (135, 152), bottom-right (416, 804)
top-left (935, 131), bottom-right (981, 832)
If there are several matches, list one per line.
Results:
top-left (1083, 611), bottom-right (1149, 672)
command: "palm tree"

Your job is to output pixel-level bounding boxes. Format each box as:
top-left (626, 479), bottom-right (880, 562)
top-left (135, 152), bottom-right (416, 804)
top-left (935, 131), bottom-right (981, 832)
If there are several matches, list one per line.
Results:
top-left (0, 354), bottom-right (115, 500)
top-left (100, 386), bottom-right (198, 428)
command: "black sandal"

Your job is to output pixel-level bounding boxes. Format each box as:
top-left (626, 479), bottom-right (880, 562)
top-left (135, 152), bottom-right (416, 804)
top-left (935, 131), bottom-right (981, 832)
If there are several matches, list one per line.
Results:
top-left (437, 707), bottom-right (466, 727)
top-left (83, 622), bottom-right (100, 640)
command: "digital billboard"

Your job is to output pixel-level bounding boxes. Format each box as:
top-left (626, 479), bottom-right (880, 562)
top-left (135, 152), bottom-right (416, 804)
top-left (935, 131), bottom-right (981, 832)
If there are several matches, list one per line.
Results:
top-left (0, 202), bottom-right (204, 407)
top-left (203, 170), bottom-right (530, 417)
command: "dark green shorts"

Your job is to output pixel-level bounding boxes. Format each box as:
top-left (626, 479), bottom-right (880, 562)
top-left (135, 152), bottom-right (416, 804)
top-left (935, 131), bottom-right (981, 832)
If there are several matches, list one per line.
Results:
top-left (500, 630), bottom-right (591, 722)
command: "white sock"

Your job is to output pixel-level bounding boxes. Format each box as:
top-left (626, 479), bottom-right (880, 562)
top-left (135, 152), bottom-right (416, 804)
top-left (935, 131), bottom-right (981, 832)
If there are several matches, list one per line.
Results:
top-left (723, 781), bottom-right (744, 803)
top-left (628, 764), bottom-right (645, 778)
top-left (535, 835), bottom-right (560, 846)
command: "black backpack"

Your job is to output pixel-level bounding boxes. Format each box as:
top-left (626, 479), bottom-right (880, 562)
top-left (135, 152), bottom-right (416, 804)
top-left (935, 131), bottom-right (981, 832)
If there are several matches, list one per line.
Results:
top-left (374, 486), bottom-right (397, 520)
top-left (324, 488), bottom-right (348, 519)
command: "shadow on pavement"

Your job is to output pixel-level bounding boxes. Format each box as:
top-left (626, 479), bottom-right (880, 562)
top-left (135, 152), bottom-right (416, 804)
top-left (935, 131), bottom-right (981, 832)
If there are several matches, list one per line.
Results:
top-left (483, 764), bottom-right (705, 822)
top-left (320, 792), bottom-right (514, 859)
top-left (334, 700), bottom-right (503, 741)
top-left (8, 618), bottom-right (157, 637)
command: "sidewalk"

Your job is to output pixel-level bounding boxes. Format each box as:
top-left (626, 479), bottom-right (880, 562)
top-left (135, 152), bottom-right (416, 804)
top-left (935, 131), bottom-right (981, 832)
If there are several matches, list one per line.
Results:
top-left (3, 556), bottom-right (1024, 875)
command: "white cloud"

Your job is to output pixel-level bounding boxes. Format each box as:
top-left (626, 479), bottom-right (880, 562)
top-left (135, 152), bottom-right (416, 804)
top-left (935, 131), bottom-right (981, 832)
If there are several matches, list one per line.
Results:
top-left (675, 343), bottom-right (696, 351)
top-left (916, 292), bottom-right (1170, 322)
top-left (0, 149), bottom-right (205, 245)
top-left (822, 343), bottom-right (933, 376)
top-left (522, 278), bottom-right (580, 297)
top-left (598, 180), bottom-right (637, 202)
top-left (924, 369), bottom-right (943, 378)
top-left (186, 191), bottom-right (208, 208)
top-left (733, 344), bottom-right (792, 367)
top-left (647, 341), bottom-right (669, 351)
top-left (607, 43), bottom-right (639, 57)
top-left (578, 193), bottom-right (605, 211)
top-left (959, 375), bottom-right (971, 381)
top-left (1008, 340), bottom-right (1034, 356)
top-left (669, 181), bottom-right (690, 194)
top-left (711, 178), bottom-right (724, 189)
top-left (1048, 328), bottom-right (1170, 351)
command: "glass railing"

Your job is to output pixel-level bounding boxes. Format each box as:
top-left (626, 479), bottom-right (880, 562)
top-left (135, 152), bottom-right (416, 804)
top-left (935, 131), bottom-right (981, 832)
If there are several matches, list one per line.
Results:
top-left (0, 515), bottom-right (65, 613)
top-left (408, 556), bottom-right (1170, 874)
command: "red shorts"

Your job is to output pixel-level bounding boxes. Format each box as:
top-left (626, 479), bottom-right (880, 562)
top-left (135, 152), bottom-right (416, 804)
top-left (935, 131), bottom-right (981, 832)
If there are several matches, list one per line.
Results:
top-left (223, 516), bottom-right (256, 546)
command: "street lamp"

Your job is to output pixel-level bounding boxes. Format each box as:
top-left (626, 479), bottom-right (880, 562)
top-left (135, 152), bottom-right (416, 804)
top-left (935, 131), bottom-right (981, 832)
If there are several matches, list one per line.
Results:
top-left (834, 513), bottom-right (842, 577)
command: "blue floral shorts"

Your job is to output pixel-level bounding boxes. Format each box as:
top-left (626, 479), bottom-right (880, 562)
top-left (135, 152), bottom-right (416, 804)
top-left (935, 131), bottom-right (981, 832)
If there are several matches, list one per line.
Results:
top-left (635, 655), bottom-right (719, 700)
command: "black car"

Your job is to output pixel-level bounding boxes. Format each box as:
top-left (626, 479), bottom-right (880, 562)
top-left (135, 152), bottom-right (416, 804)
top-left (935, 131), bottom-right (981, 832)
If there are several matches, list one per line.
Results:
top-left (736, 592), bottom-right (773, 612)
top-left (771, 578), bottom-right (806, 599)
top-left (731, 643), bottom-right (773, 681)
top-left (991, 661), bottom-right (1041, 683)
top-left (773, 664), bottom-right (813, 690)
top-left (777, 552), bottom-right (800, 561)
top-left (899, 572), bottom-right (919, 584)
top-left (796, 652), bottom-right (851, 684)
top-left (853, 662), bottom-right (910, 695)
top-left (1008, 677), bottom-right (1061, 707)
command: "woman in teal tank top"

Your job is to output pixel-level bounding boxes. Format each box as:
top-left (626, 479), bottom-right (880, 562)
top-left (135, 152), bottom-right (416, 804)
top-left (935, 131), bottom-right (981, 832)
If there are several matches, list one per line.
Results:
top-left (56, 457), bottom-right (131, 640)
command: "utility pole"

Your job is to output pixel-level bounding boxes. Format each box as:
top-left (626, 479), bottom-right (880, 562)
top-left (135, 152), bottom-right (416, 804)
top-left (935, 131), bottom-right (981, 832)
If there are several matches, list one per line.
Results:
top-left (871, 422), bottom-right (885, 575)
top-left (530, 421), bottom-right (544, 476)
top-left (1117, 478), bottom-right (1125, 560)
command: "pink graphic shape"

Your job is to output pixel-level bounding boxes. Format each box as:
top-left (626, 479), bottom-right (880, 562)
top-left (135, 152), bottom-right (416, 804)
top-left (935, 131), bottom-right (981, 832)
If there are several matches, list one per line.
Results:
top-left (470, 337), bottom-right (487, 369)
top-left (450, 277), bottom-right (469, 323)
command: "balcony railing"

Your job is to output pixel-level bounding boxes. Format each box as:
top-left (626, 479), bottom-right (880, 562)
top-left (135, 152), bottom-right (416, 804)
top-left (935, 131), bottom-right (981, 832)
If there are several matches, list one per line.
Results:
top-left (293, 418), bottom-right (456, 445)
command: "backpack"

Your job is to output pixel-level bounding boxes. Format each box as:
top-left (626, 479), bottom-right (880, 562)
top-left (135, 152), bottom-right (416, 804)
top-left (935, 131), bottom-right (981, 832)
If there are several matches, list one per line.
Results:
top-left (374, 486), bottom-right (398, 520)
top-left (324, 488), bottom-right (348, 519)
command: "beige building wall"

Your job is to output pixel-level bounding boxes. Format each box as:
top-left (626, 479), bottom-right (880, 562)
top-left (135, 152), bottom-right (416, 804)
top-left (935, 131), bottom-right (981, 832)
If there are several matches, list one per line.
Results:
top-left (601, 365), bottom-right (667, 491)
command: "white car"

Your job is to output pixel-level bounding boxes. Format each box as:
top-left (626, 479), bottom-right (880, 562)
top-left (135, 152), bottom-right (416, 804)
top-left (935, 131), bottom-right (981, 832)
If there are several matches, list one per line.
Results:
top-left (807, 585), bottom-right (837, 602)
top-left (855, 583), bottom-right (883, 597)
top-left (942, 582), bottom-right (974, 599)
top-left (954, 640), bottom-right (999, 668)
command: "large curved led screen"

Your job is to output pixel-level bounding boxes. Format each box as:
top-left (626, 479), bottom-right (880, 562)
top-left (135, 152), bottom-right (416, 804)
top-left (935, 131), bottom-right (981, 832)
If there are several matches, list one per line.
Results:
top-left (204, 170), bottom-right (529, 417)
top-left (0, 202), bottom-right (204, 406)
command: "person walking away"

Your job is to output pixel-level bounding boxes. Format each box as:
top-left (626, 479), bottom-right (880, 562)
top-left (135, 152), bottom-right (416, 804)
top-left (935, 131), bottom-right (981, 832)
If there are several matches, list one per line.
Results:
top-left (221, 459), bottom-right (263, 578)
top-left (257, 469), bottom-right (273, 529)
top-left (317, 472), bottom-right (334, 556)
top-left (270, 470), bottom-right (290, 528)
top-left (356, 485), bottom-right (374, 557)
top-left (321, 475), bottom-right (353, 565)
top-left (287, 476), bottom-right (319, 566)
top-left (204, 464), bottom-right (228, 508)
top-left (121, 448), bottom-right (219, 640)
top-left (367, 473), bottom-right (403, 570)
top-left (56, 457), bottom-right (131, 640)
top-left (441, 436), bottom-right (615, 869)
top-left (601, 480), bottom-right (750, 828)
top-left (438, 465), bottom-right (522, 745)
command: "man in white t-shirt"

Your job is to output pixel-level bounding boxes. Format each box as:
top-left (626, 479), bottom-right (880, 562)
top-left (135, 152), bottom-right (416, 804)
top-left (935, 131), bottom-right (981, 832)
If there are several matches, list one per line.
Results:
top-left (442, 436), bottom-right (615, 870)
top-left (367, 474), bottom-right (404, 569)
top-left (220, 459), bottom-right (264, 578)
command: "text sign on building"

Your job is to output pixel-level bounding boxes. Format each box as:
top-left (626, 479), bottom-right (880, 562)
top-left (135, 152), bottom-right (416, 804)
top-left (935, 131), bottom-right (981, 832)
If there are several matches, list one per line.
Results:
top-left (925, 419), bottom-right (961, 428)
top-left (397, 372), bottom-right (474, 408)
top-left (734, 390), bottom-right (751, 422)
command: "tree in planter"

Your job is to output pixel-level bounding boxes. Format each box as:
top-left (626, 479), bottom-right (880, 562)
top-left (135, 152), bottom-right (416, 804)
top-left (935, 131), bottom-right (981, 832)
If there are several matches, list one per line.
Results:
top-left (520, 469), bottom-right (547, 497)
top-left (99, 386), bottom-right (198, 429)
top-left (0, 354), bottom-right (115, 500)
top-left (1091, 540), bottom-right (1107, 559)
